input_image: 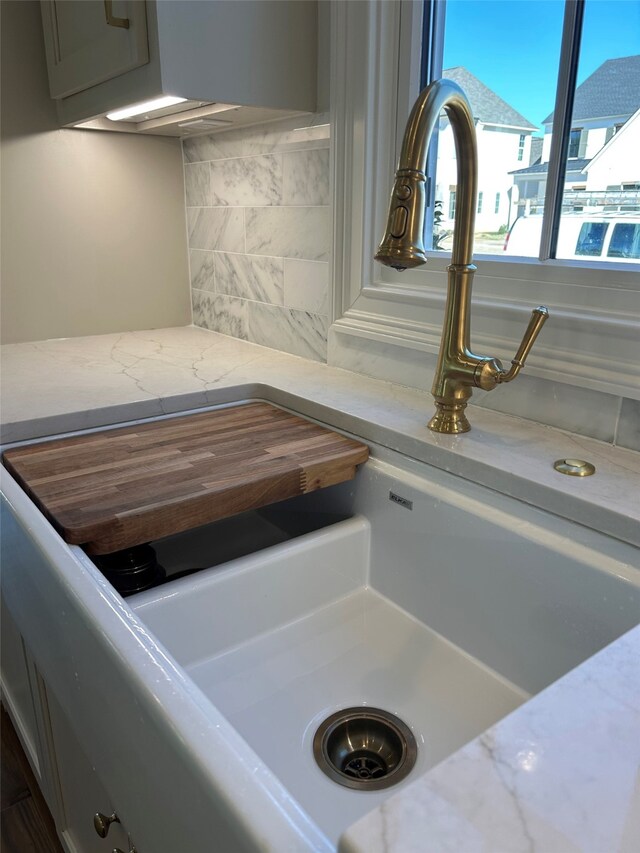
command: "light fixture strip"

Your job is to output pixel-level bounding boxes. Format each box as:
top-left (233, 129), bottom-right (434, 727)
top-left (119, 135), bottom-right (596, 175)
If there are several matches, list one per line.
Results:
top-left (106, 96), bottom-right (188, 122)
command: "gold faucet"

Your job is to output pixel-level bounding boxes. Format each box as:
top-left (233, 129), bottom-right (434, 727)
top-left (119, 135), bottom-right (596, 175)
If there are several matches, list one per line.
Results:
top-left (375, 79), bottom-right (548, 434)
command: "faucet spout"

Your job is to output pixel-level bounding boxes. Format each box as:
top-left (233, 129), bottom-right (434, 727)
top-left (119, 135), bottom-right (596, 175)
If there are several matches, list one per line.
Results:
top-left (375, 78), bottom-right (548, 434)
top-left (375, 79), bottom-right (477, 270)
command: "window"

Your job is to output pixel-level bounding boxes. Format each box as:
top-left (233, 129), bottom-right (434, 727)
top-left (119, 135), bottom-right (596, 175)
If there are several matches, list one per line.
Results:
top-left (605, 122), bottom-right (625, 142)
top-left (428, 0), bottom-right (563, 256)
top-left (332, 0), bottom-right (640, 404)
top-left (424, 0), bottom-right (640, 264)
top-left (575, 221), bottom-right (608, 255)
top-left (568, 129), bottom-right (582, 158)
top-left (494, 192), bottom-right (500, 213)
top-left (608, 222), bottom-right (640, 258)
top-left (448, 189), bottom-right (456, 218)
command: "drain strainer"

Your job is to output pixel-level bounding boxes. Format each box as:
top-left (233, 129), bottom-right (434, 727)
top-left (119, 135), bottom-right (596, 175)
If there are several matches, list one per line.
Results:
top-left (313, 707), bottom-right (417, 791)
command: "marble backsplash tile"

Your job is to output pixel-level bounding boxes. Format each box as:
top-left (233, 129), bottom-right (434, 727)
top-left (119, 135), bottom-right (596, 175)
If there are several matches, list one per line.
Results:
top-left (214, 253), bottom-right (284, 304)
top-left (210, 155), bottom-right (282, 207)
top-left (192, 290), bottom-right (248, 341)
top-left (187, 207), bottom-right (244, 253)
top-left (615, 397), bottom-right (640, 451)
top-left (185, 114), bottom-right (330, 363)
top-left (189, 250), bottom-right (215, 292)
top-left (474, 374), bottom-right (621, 443)
top-left (284, 259), bottom-right (329, 314)
top-left (245, 207), bottom-right (330, 261)
top-left (248, 302), bottom-right (328, 361)
top-left (192, 289), bottom-right (327, 362)
top-left (283, 149), bottom-right (330, 205)
top-left (185, 162), bottom-right (210, 207)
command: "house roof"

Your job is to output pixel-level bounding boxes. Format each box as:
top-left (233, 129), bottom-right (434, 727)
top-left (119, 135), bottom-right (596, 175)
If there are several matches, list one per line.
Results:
top-left (543, 55), bottom-right (640, 124)
top-left (510, 158), bottom-right (591, 176)
top-left (443, 67), bottom-right (538, 130)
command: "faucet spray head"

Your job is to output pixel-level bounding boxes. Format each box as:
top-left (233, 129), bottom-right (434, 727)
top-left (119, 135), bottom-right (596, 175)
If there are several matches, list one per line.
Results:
top-left (374, 170), bottom-right (429, 270)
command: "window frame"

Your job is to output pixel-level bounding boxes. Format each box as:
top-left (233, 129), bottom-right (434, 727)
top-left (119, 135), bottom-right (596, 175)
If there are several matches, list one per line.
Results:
top-left (329, 0), bottom-right (640, 399)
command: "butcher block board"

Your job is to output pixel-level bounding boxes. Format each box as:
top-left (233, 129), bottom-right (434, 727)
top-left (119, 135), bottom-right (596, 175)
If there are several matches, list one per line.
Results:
top-left (2, 403), bottom-right (369, 555)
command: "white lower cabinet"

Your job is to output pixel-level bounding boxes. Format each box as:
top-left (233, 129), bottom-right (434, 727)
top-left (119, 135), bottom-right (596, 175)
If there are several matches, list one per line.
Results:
top-left (45, 689), bottom-right (135, 853)
top-left (1, 606), bottom-right (137, 853)
top-left (1, 599), bottom-right (43, 777)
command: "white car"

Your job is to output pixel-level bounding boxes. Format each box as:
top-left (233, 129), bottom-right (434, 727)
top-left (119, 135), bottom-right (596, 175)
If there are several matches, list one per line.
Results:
top-left (503, 214), bottom-right (640, 262)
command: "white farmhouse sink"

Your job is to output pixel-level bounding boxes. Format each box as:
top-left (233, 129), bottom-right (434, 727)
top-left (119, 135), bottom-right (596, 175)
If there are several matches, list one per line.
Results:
top-left (131, 444), bottom-right (640, 848)
top-left (3, 404), bottom-right (639, 853)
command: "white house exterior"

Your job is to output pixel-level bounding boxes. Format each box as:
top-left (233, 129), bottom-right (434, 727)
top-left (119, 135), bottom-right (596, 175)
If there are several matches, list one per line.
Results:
top-left (511, 55), bottom-right (640, 215)
top-left (435, 67), bottom-right (537, 233)
top-left (583, 107), bottom-right (640, 194)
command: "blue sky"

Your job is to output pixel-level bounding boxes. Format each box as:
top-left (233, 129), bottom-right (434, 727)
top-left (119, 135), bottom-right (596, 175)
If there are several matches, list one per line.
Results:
top-left (443, 0), bottom-right (640, 131)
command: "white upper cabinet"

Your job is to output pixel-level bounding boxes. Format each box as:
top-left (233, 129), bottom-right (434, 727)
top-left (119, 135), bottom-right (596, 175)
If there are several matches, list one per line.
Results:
top-left (41, 1), bottom-right (149, 99)
top-left (39, 0), bottom-right (318, 135)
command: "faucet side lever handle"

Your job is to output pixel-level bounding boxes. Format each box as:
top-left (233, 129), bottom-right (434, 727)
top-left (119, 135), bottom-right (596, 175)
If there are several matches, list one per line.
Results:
top-left (499, 306), bottom-right (549, 383)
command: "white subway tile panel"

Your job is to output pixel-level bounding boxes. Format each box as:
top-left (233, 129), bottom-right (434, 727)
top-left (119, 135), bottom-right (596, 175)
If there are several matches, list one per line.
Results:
top-left (189, 250), bottom-right (215, 292)
top-left (187, 208), bottom-right (244, 252)
top-left (247, 302), bottom-right (328, 362)
top-left (192, 290), bottom-right (248, 340)
top-left (616, 398), bottom-right (640, 452)
top-left (245, 207), bottom-right (329, 261)
top-left (184, 163), bottom-right (210, 207)
top-left (283, 259), bottom-right (329, 314)
top-left (211, 155), bottom-right (282, 207)
top-left (215, 253), bottom-right (284, 305)
top-left (475, 373), bottom-right (620, 443)
top-left (283, 149), bottom-right (330, 206)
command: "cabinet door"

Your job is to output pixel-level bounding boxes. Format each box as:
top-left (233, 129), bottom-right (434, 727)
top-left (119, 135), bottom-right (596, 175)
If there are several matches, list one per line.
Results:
top-left (1, 599), bottom-right (42, 777)
top-left (1, 599), bottom-right (65, 815)
top-left (45, 690), bottom-right (134, 853)
top-left (40, 0), bottom-right (149, 99)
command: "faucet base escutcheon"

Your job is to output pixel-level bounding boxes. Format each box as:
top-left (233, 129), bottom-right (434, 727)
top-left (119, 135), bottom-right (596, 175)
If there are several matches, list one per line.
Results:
top-left (427, 400), bottom-right (471, 434)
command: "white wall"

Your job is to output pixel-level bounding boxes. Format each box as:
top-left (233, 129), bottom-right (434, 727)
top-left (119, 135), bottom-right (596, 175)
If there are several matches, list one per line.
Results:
top-left (436, 123), bottom-right (529, 231)
top-left (0, 0), bottom-right (191, 345)
top-left (585, 112), bottom-right (640, 190)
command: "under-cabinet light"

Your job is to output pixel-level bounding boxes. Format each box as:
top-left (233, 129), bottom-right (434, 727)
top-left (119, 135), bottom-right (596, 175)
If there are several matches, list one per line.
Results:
top-left (106, 96), bottom-right (188, 121)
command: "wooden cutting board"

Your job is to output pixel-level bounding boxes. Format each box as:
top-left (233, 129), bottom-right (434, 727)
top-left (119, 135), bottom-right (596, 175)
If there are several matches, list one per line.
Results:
top-left (3, 403), bottom-right (369, 555)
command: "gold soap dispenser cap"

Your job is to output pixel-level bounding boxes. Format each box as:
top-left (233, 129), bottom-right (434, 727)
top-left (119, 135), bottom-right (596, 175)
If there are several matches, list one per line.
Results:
top-left (553, 458), bottom-right (596, 477)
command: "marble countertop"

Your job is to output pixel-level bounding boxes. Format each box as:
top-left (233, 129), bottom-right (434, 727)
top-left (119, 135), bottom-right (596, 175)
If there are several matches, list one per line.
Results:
top-left (2, 325), bottom-right (639, 853)
top-left (2, 326), bottom-right (639, 547)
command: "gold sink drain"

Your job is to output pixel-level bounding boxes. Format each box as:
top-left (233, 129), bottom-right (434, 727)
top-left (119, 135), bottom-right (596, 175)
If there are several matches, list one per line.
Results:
top-left (313, 707), bottom-right (417, 791)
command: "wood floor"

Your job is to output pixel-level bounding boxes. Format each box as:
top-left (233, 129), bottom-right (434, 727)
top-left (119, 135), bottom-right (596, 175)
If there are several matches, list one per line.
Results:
top-left (1, 705), bottom-right (63, 853)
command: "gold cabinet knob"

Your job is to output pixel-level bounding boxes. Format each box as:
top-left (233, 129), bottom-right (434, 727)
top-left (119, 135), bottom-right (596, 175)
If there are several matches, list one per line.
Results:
top-left (93, 811), bottom-right (120, 838)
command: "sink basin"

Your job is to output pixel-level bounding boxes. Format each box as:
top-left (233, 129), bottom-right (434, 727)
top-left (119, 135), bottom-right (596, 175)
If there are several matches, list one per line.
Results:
top-left (131, 442), bottom-right (640, 848)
